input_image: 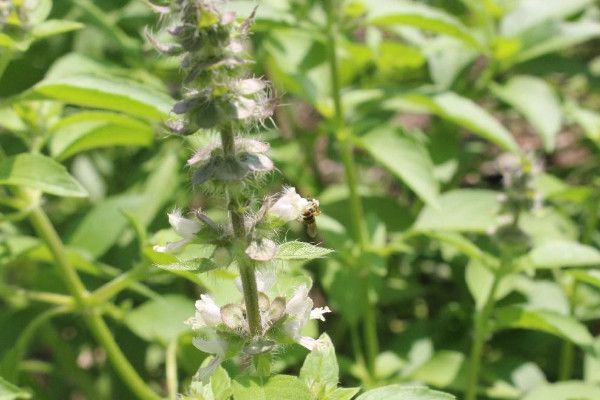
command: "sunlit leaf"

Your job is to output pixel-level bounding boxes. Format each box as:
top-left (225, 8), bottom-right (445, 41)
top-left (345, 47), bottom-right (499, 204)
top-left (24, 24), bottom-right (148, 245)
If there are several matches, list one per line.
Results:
top-left (0, 154), bottom-right (88, 197)
top-left (361, 127), bottom-right (440, 208)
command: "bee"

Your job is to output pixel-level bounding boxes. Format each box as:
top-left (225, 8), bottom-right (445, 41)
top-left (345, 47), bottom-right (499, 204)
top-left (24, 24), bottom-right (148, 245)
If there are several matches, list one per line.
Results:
top-left (299, 199), bottom-right (321, 238)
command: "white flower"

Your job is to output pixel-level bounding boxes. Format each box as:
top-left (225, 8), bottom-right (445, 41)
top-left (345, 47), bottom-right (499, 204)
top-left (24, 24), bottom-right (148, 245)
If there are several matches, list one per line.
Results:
top-left (153, 209), bottom-right (201, 253)
top-left (234, 270), bottom-right (276, 294)
top-left (282, 284), bottom-right (331, 351)
top-left (268, 187), bottom-right (310, 222)
top-left (310, 306), bottom-right (331, 322)
top-left (186, 294), bottom-right (222, 329)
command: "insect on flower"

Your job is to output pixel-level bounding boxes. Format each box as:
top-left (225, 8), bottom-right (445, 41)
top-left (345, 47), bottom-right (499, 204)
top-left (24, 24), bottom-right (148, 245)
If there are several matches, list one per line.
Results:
top-left (299, 199), bottom-right (321, 238)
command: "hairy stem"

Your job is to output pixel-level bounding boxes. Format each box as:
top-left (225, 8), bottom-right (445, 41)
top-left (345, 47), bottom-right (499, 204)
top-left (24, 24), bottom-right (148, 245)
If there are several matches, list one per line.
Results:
top-left (220, 128), bottom-right (262, 337)
top-left (25, 200), bottom-right (162, 400)
top-left (326, 0), bottom-right (377, 378)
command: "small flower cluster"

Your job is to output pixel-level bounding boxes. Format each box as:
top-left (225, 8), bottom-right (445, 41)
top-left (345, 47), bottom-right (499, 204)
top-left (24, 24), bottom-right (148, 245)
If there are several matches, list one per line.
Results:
top-left (185, 271), bottom-right (330, 378)
top-left (146, 0), bottom-right (328, 380)
top-left (489, 153), bottom-right (543, 253)
top-left (153, 187), bottom-right (318, 261)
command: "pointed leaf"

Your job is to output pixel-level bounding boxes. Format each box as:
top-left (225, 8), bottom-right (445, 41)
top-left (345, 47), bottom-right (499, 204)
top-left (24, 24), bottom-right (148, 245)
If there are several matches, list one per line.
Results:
top-left (275, 242), bottom-right (334, 261)
top-left (361, 127), bottom-right (439, 208)
top-left (367, 2), bottom-right (483, 50)
top-left (10, 75), bottom-right (172, 119)
top-left (300, 334), bottom-right (338, 393)
top-left (413, 189), bottom-right (500, 233)
top-left (491, 76), bottom-right (561, 152)
top-left (0, 154), bottom-right (88, 197)
top-left (522, 382), bottom-right (600, 400)
top-left (529, 240), bottom-right (600, 269)
top-left (495, 307), bottom-right (594, 349)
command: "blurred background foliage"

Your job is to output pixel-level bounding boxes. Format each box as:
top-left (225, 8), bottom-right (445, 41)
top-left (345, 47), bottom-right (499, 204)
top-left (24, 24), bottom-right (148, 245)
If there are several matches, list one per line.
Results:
top-left (2, 0), bottom-right (600, 399)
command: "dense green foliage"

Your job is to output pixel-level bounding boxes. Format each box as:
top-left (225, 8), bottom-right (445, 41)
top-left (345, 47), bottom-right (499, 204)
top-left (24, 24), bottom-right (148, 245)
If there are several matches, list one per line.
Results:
top-left (2, 0), bottom-right (600, 399)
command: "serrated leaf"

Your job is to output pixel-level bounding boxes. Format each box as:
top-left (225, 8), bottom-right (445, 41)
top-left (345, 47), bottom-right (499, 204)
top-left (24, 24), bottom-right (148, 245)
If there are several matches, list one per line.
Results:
top-left (529, 240), bottom-right (600, 269)
top-left (0, 154), bottom-right (88, 197)
top-left (300, 334), bottom-right (338, 394)
top-left (356, 385), bottom-right (455, 400)
top-left (232, 375), bottom-right (312, 400)
top-left (157, 258), bottom-right (218, 273)
top-left (125, 295), bottom-right (193, 343)
top-left (275, 242), bottom-right (333, 261)
top-left (495, 307), bottom-right (594, 349)
top-left (413, 189), bottom-right (500, 233)
top-left (0, 376), bottom-right (31, 399)
top-left (49, 112), bottom-right (153, 160)
top-left (361, 127), bottom-right (439, 208)
top-left (367, 2), bottom-right (483, 50)
top-left (490, 76), bottom-right (561, 152)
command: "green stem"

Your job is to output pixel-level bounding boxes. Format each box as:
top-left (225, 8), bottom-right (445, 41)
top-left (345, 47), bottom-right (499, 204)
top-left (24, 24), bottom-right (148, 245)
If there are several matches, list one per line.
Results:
top-left (325, 0), bottom-right (376, 378)
top-left (87, 263), bottom-right (150, 306)
top-left (166, 339), bottom-right (178, 400)
top-left (465, 269), bottom-right (503, 400)
top-left (220, 128), bottom-right (262, 337)
top-left (554, 269), bottom-right (578, 380)
top-left (25, 201), bottom-right (162, 400)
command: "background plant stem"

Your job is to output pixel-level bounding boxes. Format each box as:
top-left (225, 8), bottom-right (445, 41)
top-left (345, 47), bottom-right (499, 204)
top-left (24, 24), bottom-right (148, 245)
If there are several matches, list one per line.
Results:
top-left (25, 200), bottom-right (162, 400)
top-left (465, 267), bottom-right (504, 400)
top-left (325, 0), bottom-right (378, 379)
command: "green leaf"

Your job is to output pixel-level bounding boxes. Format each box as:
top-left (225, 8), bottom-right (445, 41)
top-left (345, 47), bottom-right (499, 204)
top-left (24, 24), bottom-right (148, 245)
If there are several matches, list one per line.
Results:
top-left (232, 375), bottom-right (312, 400)
top-left (49, 112), bottom-right (153, 160)
top-left (522, 382), bottom-right (600, 400)
top-left (31, 20), bottom-right (84, 39)
top-left (321, 260), bottom-right (364, 326)
top-left (157, 258), bottom-right (218, 273)
top-left (499, 0), bottom-right (596, 37)
top-left (514, 21), bottom-right (600, 65)
top-left (360, 127), bottom-right (439, 208)
top-left (275, 241), bottom-right (334, 261)
top-left (0, 154), bottom-right (88, 197)
top-left (300, 334), bottom-right (338, 395)
top-left (397, 93), bottom-right (518, 151)
top-left (567, 270), bottom-right (600, 290)
top-left (125, 295), bottom-right (193, 343)
top-left (12, 74), bottom-right (172, 119)
top-left (495, 307), bottom-right (594, 349)
top-left (406, 351), bottom-right (465, 389)
top-left (529, 240), bottom-right (600, 269)
top-left (356, 385), bottom-right (455, 400)
top-left (466, 261), bottom-right (516, 310)
top-left (326, 387), bottom-right (360, 400)
top-left (367, 2), bottom-right (483, 50)
top-left (566, 102), bottom-right (600, 145)
top-left (490, 76), bottom-right (561, 152)
top-left (68, 150), bottom-right (178, 258)
top-left (413, 189), bottom-right (500, 233)
top-left (0, 376), bottom-right (31, 399)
